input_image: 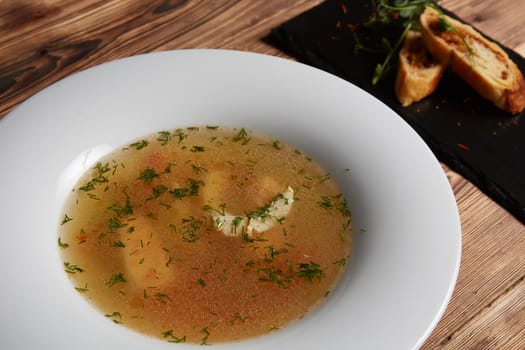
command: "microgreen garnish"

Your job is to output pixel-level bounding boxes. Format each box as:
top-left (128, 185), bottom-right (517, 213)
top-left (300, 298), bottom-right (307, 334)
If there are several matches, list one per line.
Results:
top-left (357, 1), bottom-right (471, 84)
top-left (437, 13), bottom-right (474, 56)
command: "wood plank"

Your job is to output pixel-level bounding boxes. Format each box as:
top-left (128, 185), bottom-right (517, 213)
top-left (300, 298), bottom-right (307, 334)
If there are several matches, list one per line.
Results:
top-left (432, 274), bottom-right (525, 349)
top-left (422, 167), bottom-right (525, 349)
top-left (0, 0), bottom-right (321, 119)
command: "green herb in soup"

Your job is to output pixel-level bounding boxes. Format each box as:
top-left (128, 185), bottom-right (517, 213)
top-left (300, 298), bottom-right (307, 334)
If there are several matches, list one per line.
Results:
top-left (58, 126), bottom-right (352, 344)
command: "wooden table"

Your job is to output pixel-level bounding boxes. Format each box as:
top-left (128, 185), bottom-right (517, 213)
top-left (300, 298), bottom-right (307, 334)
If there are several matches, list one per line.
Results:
top-left (1, 1), bottom-right (523, 348)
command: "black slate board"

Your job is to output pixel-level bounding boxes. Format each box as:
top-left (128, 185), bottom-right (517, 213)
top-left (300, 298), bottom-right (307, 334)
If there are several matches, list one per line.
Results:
top-left (269, 0), bottom-right (525, 224)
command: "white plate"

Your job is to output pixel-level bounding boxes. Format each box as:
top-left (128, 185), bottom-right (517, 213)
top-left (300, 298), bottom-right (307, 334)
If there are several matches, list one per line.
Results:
top-left (0, 49), bottom-right (461, 349)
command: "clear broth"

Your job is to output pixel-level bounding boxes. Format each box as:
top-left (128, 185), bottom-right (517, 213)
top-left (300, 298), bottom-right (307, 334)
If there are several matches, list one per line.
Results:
top-left (58, 126), bottom-right (352, 344)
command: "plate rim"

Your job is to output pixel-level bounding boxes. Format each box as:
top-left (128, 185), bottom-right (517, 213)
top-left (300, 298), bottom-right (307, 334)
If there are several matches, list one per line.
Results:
top-left (0, 48), bottom-right (461, 350)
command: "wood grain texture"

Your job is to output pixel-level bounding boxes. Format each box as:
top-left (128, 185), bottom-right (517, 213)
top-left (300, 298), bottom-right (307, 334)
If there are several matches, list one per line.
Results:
top-left (422, 165), bottom-right (525, 349)
top-left (0, 1), bottom-right (524, 349)
top-left (0, 0), bottom-right (320, 119)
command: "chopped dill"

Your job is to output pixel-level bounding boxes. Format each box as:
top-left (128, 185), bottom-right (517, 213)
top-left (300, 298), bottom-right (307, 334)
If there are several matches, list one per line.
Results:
top-left (333, 257), bottom-right (347, 266)
top-left (78, 162), bottom-right (111, 192)
top-left (105, 311), bottom-right (123, 324)
top-left (174, 129), bottom-right (189, 143)
top-left (106, 189), bottom-right (134, 217)
top-left (64, 261), bottom-right (84, 274)
top-left (157, 130), bottom-right (172, 145)
top-left (229, 312), bottom-right (248, 325)
top-left (232, 128), bottom-right (251, 145)
top-left (137, 167), bottom-right (160, 183)
top-left (203, 202), bottom-right (226, 216)
top-left (128, 139), bottom-right (149, 150)
top-left (106, 273), bottom-right (127, 287)
top-left (191, 164), bottom-right (208, 174)
top-left (58, 237), bottom-right (69, 249)
top-left (264, 245), bottom-right (288, 262)
top-left (257, 267), bottom-right (292, 289)
top-left (75, 283), bottom-right (89, 293)
top-left (318, 195), bottom-right (334, 210)
top-left (154, 293), bottom-right (171, 303)
top-left (178, 216), bottom-right (205, 242)
top-left (162, 330), bottom-right (186, 343)
top-left (200, 326), bottom-right (211, 345)
top-left (60, 214), bottom-right (73, 225)
top-left (295, 261), bottom-right (325, 282)
top-left (190, 145), bottom-right (205, 152)
top-left (170, 178), bottom-right (204, 199)
top-left (108, 217), bottom-right (126, 233)
top-left (165, 256), bottom-right (177, 267)
top-left (148, 185), bottom-right (168, 200)
top-left (112, 240), bottom-right (126, 248)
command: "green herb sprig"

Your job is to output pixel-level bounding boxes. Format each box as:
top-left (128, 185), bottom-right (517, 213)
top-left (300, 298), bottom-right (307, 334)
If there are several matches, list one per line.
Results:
top-left (359, 0), bottom-right (469, 84)
top-left (364, 0), bottom-right (432, 85)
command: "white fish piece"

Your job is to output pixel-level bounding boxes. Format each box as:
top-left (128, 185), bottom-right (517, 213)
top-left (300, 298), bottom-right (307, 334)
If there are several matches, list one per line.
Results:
top-left (212, 212), bottom-right (249, 237)
top-left (212, 186), bottom-right (295, 237)
top-left (247, 186), bottom-right (295, 234)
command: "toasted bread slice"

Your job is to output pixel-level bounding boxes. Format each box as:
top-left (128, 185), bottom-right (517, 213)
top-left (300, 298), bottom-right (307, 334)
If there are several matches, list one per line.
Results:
top-left (395, 30), bottom-right (446, 106)
top-left (419, 6), bottom-right (525, 114)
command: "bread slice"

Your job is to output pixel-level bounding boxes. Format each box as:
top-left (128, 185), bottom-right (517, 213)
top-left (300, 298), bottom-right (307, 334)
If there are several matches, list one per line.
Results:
top-left (419, 6), bottom-right (525, 114)
top-left (395, 30), bottom-right (446, 106)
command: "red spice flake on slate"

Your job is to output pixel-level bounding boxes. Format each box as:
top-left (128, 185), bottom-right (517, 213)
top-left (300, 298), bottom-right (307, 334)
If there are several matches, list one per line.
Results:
top-left (347, 23), bottom-right (358, 31)
top-left (340, 3), bottom-right (348, 14)
top-left (458, 143), bottom-right (470, 151)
